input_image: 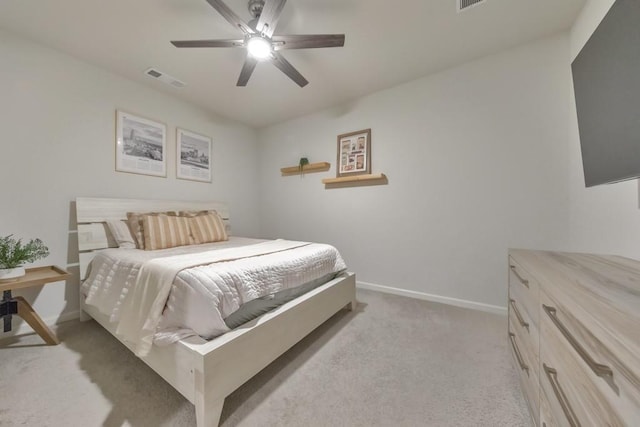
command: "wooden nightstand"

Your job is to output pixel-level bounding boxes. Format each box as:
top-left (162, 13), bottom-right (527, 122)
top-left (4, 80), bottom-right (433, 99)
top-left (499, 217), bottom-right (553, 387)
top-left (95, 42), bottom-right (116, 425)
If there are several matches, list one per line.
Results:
top-left (0, 266), bottom-right (70, 345)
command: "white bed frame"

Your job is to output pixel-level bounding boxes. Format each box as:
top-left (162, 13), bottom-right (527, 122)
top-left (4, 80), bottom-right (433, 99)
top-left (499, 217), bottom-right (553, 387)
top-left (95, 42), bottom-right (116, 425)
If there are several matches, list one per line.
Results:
top-left (75, 197), bottom-right (356, 426)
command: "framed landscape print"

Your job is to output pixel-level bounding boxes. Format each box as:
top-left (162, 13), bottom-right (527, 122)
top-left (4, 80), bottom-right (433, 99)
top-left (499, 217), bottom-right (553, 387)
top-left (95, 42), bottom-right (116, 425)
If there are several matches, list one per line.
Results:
top-left (115, 110), bottom-right (167, 177)
top-left (176, 128), bottom-right (212, 183)
top-left (337, 128), bottom-right (371, 177)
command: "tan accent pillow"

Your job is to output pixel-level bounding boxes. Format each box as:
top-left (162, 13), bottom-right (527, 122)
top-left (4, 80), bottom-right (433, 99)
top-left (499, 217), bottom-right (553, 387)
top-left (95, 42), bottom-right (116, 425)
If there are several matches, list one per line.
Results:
top-left (187, 212), bottom-right (228, 244)
top-left (178, 209), bottom-right (217, 218)
top-left (142, 214), bottom-right (192, 250)
top-left (126, 211), bottom-right (176, 249)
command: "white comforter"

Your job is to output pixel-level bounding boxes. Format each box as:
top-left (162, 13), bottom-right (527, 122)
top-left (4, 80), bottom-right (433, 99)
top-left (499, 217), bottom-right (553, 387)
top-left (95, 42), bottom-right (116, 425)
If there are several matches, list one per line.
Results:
top-left (82, 237), bottom-right (347, 355)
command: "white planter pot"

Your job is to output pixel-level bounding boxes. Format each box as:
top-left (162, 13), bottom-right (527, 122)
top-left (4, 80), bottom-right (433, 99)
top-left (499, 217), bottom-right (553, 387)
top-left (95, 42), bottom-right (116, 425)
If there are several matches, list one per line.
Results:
top-left (0, 266), bottom-right (25, 282)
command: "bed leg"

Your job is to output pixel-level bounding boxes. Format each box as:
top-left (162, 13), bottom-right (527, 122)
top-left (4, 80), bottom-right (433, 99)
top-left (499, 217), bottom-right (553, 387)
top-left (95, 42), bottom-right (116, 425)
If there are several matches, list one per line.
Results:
top-left (195, 395), bottom-right (224, 427)
top-left (347, 298), bottom-right (358, 311)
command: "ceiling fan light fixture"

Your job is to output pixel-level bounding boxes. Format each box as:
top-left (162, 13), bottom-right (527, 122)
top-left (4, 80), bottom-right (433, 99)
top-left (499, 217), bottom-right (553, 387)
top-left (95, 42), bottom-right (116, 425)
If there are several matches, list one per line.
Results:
top-left (247, 36), bottom-right (272, 60)
top-left (171, 0), bottom-right (345, 87)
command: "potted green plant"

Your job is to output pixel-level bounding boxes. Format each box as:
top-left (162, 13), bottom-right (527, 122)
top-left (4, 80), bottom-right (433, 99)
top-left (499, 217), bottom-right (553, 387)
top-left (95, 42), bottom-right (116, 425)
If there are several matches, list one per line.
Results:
top-left (298, 157), bottom-right (309, 175)
top-left (0, 235), bottom-right (49, 282)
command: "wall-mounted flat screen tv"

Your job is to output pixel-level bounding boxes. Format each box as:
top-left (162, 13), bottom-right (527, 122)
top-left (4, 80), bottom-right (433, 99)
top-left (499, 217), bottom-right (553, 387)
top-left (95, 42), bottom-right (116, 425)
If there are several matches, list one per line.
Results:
top-left (572, 0), bottom-right (640, 187)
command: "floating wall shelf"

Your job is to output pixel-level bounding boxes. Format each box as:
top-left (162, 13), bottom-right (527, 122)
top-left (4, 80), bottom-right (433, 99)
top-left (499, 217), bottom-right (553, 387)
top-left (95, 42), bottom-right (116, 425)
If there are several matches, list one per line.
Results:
top-left (281, 162), bottom-right (331, 176)
top-left (322, 173), bottom-right (388, 188)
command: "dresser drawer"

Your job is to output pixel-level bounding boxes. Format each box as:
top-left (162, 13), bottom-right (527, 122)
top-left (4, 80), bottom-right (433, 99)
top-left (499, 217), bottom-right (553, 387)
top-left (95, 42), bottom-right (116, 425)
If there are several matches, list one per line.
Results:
top-left (539, 386), bottom-right (559, 427)
top-left (509, 315), bottom-right (539, 424)
top-left (509, 311), bottom-right (540, 381)
top-left (540, 289), bottom-right (632, 426)
top-left (508, 292), bottom-right (539, 357)
top-left (508, 256), bottom-right (539, 327)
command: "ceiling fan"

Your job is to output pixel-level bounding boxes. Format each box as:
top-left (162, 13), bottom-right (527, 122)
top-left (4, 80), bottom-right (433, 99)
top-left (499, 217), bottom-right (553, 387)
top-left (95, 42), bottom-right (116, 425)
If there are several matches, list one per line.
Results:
top-left (171, 0), bottom-right (346, 87)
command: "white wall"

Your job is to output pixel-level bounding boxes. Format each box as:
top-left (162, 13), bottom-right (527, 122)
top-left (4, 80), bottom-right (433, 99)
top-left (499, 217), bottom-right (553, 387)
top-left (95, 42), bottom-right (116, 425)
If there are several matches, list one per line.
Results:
top-left (0, 29), bottom-right (260, 335)
top-left (566, 0), bottom-right (640, 258)
top-left (258, 34), bottom-right (572, 310)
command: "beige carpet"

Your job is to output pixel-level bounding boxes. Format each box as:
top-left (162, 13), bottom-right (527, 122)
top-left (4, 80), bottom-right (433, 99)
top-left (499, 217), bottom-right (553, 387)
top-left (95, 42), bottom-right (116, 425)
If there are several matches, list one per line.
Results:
top-left (0, 289), bottom-right (531, 426)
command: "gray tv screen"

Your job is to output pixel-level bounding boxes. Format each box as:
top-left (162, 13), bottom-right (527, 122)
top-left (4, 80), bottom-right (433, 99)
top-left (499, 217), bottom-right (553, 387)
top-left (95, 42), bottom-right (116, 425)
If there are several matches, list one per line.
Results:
top-left (572, 0), bottom-right (640, 187)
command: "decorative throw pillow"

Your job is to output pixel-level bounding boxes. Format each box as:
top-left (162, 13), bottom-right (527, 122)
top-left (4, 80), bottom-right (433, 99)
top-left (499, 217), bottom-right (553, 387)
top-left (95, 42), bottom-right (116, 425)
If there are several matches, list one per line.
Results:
top-left (177, 210), bottom-right (217, 218)
top-left (105, 220), bottom-right (136, 249)
top-left (126, 211), bottom-right (176, 249)
top-left (142, 214), bottom-right (192, 250)
top-left (187, 211), bottom-right (228, 244)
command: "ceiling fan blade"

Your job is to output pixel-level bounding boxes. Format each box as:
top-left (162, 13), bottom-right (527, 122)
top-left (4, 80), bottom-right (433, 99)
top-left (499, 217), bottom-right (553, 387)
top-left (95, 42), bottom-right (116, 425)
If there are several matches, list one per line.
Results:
top-left (171, 39), bottom-right (244, 48)
top-left (271, 52), bottom-right (308, 87)
top-left (256, 0), bottom-right (287, 38)
top-left (272, 34), bottom-right (345, 50)
top-left (237, 55), bottom-right (258, 86)
top-left (206, 0), bottom-right (255, 35)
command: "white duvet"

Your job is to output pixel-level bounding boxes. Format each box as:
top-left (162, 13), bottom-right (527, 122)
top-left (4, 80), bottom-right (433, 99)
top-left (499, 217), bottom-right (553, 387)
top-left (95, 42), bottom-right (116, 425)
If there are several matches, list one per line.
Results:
top-left (82, 237), bottom-right (347, 355)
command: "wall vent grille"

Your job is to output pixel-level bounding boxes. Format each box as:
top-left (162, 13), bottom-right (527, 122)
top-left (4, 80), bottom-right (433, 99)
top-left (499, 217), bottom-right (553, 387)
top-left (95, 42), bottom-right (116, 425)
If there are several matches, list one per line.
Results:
top-left (144, 68), bottom-right (186, 88)
top-left (458, 0), bottom-right (486, 12)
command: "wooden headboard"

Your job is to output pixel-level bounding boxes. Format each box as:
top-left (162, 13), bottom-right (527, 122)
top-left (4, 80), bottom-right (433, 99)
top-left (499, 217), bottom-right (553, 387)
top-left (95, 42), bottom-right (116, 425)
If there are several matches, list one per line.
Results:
top-left (75, 197), bottom-right (230, 280)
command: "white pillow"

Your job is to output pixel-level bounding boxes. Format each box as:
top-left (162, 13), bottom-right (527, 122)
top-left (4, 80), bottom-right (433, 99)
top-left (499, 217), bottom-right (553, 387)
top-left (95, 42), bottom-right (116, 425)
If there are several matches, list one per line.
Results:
top-left (106, 220), bottom-right (136, 249)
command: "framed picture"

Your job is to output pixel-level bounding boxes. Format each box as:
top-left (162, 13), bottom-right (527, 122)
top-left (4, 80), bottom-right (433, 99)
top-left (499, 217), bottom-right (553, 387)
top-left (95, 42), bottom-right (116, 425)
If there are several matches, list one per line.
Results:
top-left (176, 128), bottom-right (212, 183)
top-left (115, 110), bottom-right (167, 177)
top-left (337, 128), bottom-right (371, 177)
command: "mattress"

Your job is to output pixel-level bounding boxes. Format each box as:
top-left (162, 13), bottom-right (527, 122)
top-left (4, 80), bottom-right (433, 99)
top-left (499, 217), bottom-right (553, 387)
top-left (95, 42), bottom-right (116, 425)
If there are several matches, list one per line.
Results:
top-left (82, 237), bottom-right (347, 347)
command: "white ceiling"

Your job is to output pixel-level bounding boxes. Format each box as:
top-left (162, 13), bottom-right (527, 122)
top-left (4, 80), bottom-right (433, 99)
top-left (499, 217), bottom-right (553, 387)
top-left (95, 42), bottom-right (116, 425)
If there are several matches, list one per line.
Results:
top-left (0, 0), bottom-right (585, 128)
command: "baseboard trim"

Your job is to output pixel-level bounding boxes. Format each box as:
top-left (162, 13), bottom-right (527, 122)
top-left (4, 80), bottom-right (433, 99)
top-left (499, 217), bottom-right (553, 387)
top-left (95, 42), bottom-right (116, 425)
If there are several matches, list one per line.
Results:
top-left (356, 281), bottom-right (507, 315)
top-left (0, 310), bottom-right (80, 339)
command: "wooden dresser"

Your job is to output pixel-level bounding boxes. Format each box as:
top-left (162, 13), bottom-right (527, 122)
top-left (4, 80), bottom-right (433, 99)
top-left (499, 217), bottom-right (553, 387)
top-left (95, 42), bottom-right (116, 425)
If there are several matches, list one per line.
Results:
top-left (508, 249), bottom-right (640, 426)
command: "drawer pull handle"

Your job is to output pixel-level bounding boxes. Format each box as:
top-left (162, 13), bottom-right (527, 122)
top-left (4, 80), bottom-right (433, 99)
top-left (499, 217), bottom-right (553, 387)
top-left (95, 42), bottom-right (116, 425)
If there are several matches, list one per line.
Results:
top-left (510, 299), bottom-right (529, 332)
top-left (543, 364), bottom-right (581, 427)
top-left (543, 304), bottom-right (614, 381)
top-left (508, 332), bottom-right (529, 377)
top-left (509, 265), bottom-right (529, 288)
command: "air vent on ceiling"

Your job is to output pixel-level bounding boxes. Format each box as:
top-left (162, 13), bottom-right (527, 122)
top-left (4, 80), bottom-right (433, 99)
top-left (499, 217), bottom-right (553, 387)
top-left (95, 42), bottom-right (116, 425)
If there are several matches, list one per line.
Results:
top-left (457, 0), bottom-right (486, 12)
top-left (144, 67), bottom-right (186, 88)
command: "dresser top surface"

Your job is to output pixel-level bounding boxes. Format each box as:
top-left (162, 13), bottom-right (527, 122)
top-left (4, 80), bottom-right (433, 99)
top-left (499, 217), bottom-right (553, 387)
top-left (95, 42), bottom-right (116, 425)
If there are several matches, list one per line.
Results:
top-left (511, 248), bottom-right (640, 285)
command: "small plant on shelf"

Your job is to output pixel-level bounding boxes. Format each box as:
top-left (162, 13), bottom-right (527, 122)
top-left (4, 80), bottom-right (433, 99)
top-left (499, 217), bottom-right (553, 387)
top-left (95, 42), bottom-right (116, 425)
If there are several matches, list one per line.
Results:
top-left (0, 235), bottom-right (49, 270)
top-left (298, 157), bottom-right (310, 174)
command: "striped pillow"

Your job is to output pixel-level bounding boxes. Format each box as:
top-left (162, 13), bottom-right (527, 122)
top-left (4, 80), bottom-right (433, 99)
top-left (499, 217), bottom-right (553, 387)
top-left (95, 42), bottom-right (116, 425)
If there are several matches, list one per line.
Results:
top-left (142, 214), bottom-right (192, 250)
top-left (126, 211), bottom-right (176, 249)
top-left (187, 212), bottom-right (228, 244)
top-left (177, 210), bottom-right (217, 218)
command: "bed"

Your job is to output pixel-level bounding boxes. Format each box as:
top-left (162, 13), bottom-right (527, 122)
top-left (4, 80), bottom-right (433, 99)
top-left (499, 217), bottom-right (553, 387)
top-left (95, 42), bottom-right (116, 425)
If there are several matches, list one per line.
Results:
top-left (75, 197), bottom-right (356, 426)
